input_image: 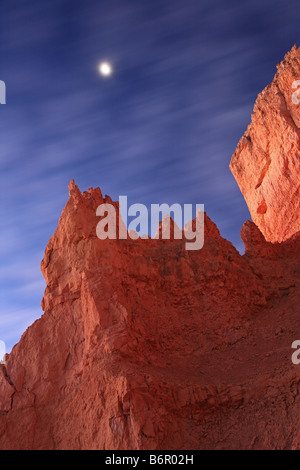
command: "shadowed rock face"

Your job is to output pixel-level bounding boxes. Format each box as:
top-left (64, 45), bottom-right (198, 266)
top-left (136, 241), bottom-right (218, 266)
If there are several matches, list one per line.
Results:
top-left (230, 45), bottom-right (300, 244)
top-left (0, 48), bottom-right (300, 450)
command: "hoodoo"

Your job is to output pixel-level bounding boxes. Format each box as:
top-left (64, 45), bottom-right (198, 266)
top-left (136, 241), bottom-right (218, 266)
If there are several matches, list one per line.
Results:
top-left (0, 47), bottom-right (300, 450)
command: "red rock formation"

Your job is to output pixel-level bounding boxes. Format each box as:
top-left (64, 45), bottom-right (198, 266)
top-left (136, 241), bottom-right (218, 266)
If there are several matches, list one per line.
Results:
top-left (0, 48), bottom-right (300, 450)
top-left (230, 45), bottom-right (300, 243)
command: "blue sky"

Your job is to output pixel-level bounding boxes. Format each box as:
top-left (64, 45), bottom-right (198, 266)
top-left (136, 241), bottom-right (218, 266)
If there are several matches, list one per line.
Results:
top-left (1, 0), bottom-right (300, 352)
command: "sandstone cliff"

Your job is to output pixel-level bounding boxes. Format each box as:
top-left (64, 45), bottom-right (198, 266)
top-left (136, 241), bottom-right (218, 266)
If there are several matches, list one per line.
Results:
top-left (230, 45), bottom-right (300, 243)
top-left (0, 47), bottom-right (299, 450)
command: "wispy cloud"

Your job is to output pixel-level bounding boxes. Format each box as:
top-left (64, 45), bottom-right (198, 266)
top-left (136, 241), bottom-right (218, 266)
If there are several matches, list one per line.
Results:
top-left (1, 0), bottom-right (300, 349)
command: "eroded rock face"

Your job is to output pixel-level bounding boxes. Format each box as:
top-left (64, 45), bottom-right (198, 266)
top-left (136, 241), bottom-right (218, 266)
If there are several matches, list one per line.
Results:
top-left (0, 47), bottom-right (300, 450)
top-left (0, 179), bottom-right (299, 450)
top-left (230, 45), bottom-right (300, 243)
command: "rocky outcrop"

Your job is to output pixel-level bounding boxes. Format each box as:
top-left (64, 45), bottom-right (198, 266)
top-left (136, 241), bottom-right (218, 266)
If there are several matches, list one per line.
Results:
top-left (0, 47), bottom-right (299, 450)
top-left (0, 179), bottom-right (299, 450)
top-left (230, 45), bottom-right (300, 243)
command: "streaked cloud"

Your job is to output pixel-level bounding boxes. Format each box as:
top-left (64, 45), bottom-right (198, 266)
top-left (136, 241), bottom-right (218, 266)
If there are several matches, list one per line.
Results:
top-left (1, 0), bottom-right (300, 350)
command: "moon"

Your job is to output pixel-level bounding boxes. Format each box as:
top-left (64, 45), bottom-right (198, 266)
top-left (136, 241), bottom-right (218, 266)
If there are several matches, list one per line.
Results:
top-left (99, 62), bottom-right (113, 77)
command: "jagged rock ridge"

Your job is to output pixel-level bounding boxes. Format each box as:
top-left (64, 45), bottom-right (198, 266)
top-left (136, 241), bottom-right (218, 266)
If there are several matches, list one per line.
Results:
top-left (0, 47), bottom-right (300, 450)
